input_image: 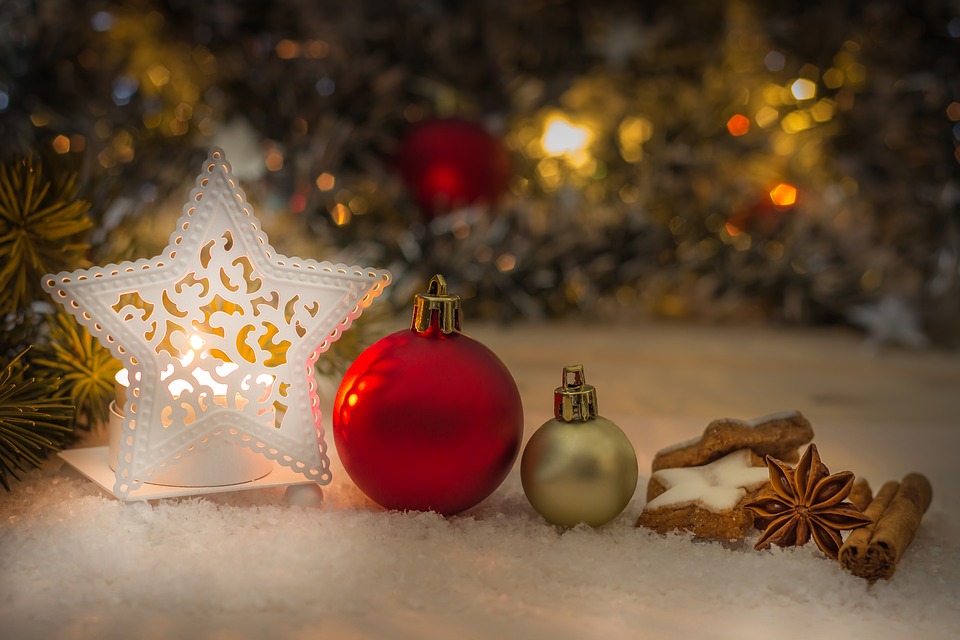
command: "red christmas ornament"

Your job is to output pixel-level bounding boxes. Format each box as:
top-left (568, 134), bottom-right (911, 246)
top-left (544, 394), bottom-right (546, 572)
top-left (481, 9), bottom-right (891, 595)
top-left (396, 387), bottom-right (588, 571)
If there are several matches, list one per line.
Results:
top-left (333, 275), bottom-right (523, 514)
top-left (399, 119), bottom-right (511, 216)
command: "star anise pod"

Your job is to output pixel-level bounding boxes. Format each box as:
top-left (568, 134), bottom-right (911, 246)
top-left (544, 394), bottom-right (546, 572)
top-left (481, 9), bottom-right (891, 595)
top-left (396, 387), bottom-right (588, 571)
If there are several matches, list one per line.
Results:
top-left (744, 443), bottom-right (872, 560)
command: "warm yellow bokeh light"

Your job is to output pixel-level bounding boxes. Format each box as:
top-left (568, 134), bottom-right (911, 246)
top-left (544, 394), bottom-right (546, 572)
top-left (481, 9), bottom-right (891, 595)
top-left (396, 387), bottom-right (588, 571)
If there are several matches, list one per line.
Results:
top-left (770, 183), bottom-right (798, 206)
top-left (846, 62), bottom-right (866, 84)
top-left (536, 158), bottom-right (562, 190)
top-left (169, 119), bottom-right (188, 136)
top-left (275, 39), bottom-right (300, 60)
top-left (618, 116), bottom-right (653, 163)
top-left (763, 83), bottom-right (789, 106)
top-left (823, 68), bottom-right (844, 89)
top-left (330, 203), bottom-right (351, 226)
top-left (348, 196), bottom-right (368, 215)
top-left (52, 135), bottom-right (71, 154)
top-left (496, 253), bottom-right (517, 272)
top-left (755, 106), bottom-right (779, 128)
top-left (781, 111), bottom-right (812, 134)
top-left (316, 172), bottom-right (336, 191)
top-left (265, 149), bottom-right (283, 172)
top-left (146, 63), bottom-right (170, 88)
top-left (810, 98), bottom-right (836, 123)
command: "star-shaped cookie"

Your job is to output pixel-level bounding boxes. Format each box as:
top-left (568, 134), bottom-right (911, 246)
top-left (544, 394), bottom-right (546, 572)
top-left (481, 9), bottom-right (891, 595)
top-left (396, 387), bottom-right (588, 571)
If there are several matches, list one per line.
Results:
top-left (43, 148), bottom-right (390, 498)
top-left (637, 449), bottom-right (772, 540)
top-left (645, 449), bottom-right (770, 512)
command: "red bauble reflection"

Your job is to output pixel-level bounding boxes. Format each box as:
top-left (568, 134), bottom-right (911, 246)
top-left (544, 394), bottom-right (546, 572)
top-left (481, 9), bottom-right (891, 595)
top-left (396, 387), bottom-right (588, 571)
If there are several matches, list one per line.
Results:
top-left (398, 119), bottom-right (511, 216)
top-left (333, 323), bottom-right (523, 515)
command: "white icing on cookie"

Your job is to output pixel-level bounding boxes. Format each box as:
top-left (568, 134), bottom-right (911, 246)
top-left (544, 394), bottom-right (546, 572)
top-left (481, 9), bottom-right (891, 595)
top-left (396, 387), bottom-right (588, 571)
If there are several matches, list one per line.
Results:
top-left (644, 449), bottom-right (770, 512)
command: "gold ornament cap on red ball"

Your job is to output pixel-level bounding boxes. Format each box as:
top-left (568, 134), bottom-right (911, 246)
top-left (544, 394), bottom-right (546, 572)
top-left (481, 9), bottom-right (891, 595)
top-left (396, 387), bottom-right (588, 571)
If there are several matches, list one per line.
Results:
top-left (522, 365), bottom-right (638, 527)
top-left (412, 274), bottom-right (462, 334)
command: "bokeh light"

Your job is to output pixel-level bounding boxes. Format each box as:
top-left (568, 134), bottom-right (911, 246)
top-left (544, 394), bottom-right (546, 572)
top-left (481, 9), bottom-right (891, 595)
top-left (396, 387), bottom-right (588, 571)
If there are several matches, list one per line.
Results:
top-left (726, 114), bottom-right (751, 136)
top-left (52, 135), bottom-right (70, 154)
top-left (618, 116), bottom-right (653, 162)
top-left (316, 173), bottom-right (336, 191)
top-left (542, 115), bottom-right (592, 158)
top-left (769, 183), bottom-right (798, 206)
top-left (790, 79), bottom-right (816, 101)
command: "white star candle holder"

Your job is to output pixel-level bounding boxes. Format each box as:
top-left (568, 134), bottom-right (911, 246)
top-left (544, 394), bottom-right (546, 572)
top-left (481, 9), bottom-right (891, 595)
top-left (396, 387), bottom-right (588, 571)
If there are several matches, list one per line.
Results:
top-left (44, 148), bottom-right (391, 500)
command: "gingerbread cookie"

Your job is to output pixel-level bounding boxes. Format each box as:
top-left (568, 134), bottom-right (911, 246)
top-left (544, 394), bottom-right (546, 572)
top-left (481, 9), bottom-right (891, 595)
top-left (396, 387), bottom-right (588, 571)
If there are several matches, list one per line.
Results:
top-left (637, 449), bottom-right (770, 540)
top-left (651, 410), bottom-right (813, 472)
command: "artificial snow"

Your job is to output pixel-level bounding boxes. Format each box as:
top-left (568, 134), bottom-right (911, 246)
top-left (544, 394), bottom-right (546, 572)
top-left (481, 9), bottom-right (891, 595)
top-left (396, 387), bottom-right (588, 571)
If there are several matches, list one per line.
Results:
top-left (2, 323), bottom-right (959, 639)
top-left (1, 451), bottom-right (956, 640)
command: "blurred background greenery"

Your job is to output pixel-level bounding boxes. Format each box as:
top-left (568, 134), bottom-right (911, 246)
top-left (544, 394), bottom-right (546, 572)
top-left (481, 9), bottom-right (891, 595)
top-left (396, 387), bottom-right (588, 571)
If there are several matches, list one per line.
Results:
top-left (1, 0), bottom-right (958, 481)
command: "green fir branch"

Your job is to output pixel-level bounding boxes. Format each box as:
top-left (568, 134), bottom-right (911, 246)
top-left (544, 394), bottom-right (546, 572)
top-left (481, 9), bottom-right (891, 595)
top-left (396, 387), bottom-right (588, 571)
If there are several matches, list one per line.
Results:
top-left (32, 312), bottom-right (120, 429)
top-left (0, 156), bottom-right (92, 316)
top-left (0, 349), bottom-right (74, 491)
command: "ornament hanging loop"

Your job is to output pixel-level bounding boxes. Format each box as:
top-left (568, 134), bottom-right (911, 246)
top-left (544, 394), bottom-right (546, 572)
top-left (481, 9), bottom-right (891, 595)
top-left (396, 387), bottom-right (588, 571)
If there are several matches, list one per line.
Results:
top-left (427, 274), bottom-right (446, 296)
top-left (554, 365), bottom-right (599, 422)
top-left (412, 273), bottom-right (462, 334)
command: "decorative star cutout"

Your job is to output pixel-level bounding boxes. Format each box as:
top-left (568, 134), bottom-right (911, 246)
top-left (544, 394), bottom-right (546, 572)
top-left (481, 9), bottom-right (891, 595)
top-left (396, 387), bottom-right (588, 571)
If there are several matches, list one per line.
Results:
top-left (43, 148), bottom-right (391, 498)
top-left (645, 449), bottom-right (770, 512)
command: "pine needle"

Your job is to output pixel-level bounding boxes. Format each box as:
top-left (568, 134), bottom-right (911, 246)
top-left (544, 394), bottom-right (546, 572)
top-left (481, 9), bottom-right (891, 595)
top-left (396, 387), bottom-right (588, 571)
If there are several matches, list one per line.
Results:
top-left (32, 312), bottom-right (120, 429)
top-left (0, 349), bottom-right (74, 491)
top-left (0, 156), bottom-right (92, 316)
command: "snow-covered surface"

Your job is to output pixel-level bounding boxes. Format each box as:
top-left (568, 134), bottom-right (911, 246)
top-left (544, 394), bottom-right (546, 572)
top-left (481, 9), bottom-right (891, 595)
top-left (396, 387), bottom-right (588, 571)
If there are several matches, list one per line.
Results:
top-left (2, 322), bottom-right (958, 640)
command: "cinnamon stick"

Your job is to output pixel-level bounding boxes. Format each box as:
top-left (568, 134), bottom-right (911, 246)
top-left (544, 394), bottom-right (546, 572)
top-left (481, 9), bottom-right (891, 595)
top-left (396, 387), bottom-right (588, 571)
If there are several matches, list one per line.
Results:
top-left (838, 473), bottom-right (933, 581)
top-left (848, 478), bottom-right (873, 512)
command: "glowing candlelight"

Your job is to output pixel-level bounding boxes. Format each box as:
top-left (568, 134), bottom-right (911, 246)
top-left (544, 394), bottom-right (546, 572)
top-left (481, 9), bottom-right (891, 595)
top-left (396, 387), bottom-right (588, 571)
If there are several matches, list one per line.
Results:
top-left (115, 334), bottom-right (274, 410)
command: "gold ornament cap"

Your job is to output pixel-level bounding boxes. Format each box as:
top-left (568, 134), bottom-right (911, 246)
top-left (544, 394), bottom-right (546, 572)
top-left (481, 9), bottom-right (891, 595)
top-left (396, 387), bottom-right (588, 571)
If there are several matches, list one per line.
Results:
top-left (554, 365), bottom-right (598, 422)
top-left (411, 274), bottom-right (462, 334)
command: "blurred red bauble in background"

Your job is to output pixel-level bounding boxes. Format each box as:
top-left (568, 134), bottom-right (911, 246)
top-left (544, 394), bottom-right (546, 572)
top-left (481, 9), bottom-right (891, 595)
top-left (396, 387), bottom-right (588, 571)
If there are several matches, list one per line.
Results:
top-left (333, 275), bottom-right (523, 515)
top-left (398, 119), bottom-right (511, 216)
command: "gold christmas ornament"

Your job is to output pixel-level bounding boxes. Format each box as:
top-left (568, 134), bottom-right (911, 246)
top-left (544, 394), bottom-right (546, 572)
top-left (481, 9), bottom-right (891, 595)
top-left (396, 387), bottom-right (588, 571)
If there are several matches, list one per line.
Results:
top-left (520, 365), bottom-right (638, 527)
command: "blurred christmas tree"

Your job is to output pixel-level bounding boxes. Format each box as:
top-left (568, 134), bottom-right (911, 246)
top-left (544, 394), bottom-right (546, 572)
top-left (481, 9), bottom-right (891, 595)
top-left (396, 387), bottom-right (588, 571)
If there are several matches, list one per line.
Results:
top-left (1, 0), bottom-right (957, 350)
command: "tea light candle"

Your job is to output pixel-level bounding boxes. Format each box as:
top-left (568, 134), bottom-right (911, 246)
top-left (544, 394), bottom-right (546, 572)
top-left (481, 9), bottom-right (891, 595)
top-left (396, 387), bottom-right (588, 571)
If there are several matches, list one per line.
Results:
top-left (111, 365), bottom-right (274, 488)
